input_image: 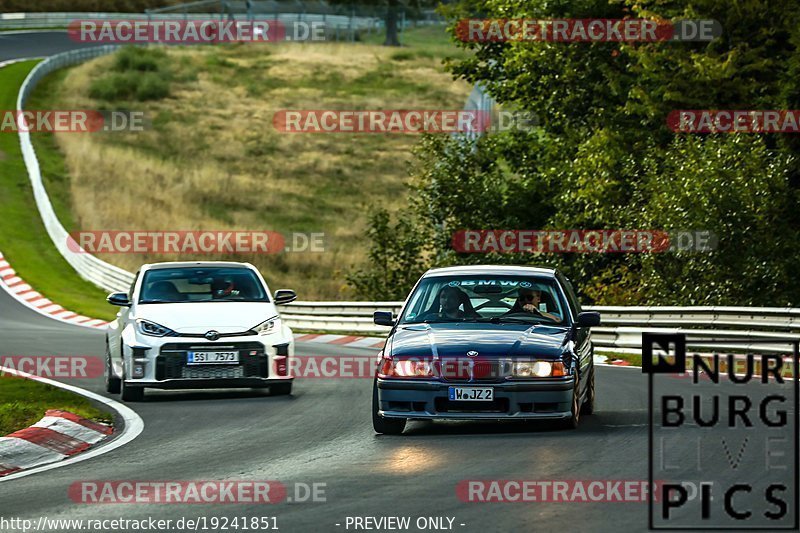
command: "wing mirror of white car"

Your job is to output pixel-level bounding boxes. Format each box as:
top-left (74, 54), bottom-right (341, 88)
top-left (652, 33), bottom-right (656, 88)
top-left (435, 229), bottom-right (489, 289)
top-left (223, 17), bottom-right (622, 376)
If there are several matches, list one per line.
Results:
top-left (373, 311), bottom-right (395, 327)
top-left (273, 289), bottom-right (297, 305)
top-left (576, 311), bottom-right (601, 328)
top-left (107, 292), bottom-right (131, 307)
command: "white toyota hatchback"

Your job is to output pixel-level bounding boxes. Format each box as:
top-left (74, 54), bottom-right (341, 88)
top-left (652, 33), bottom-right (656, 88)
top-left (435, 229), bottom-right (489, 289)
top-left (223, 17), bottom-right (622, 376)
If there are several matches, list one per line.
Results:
top-left (104, 261), bottom-right (296, 401)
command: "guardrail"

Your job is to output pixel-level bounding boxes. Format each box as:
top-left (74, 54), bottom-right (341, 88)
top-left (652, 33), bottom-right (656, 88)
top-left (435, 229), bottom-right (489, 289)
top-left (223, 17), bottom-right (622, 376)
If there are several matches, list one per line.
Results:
top-left (278, 302), bottom-right (800, 354)
top-left (15, 18), bottom-right (384, 293)
top-left (0, 11), bottom-right (379, 31)
top-left (17, 46), bottom-right (137, 293)
top-left (11, 29), bottom-right (800, 356)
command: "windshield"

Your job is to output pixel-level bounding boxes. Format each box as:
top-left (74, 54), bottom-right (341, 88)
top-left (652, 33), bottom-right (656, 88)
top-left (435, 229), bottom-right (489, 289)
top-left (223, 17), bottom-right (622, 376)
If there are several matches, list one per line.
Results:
top-left (138, 267), bottom-right (268, 303)
top-left (399, 275), bottom-right (567, 325)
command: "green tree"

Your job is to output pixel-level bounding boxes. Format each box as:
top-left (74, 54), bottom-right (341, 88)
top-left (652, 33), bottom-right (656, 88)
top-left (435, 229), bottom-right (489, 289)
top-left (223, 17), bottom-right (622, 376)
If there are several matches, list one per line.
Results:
top-left (351, 0), bottom-right (800, 306)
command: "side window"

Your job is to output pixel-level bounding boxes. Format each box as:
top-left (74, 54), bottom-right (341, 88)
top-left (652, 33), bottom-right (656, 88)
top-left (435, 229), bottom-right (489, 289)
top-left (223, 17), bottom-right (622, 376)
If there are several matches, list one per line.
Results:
top-left (128, 271), bottom-right (140, 300)
top-left (560, 275), bottom-right (582, 319)
top-left (403, 284), bottom-right (431, 320)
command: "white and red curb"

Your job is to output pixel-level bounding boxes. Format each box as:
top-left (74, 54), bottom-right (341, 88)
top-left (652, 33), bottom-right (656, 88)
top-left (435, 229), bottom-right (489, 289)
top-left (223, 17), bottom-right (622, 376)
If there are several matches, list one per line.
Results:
top-left (0, 410), bottom-right (112, 478)
top-left (0, 252), bottom-right (108, 329)
top-left (293, 333), bottom-right (385, 350)
top-left (0, 250), bottom-right (387, 343)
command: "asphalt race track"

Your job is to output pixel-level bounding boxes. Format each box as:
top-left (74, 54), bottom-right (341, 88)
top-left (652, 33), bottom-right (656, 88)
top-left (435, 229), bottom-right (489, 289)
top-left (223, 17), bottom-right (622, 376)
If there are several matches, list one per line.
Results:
top-left (0, 285), bottom-right (657, 532)
top-left (0, 31), bottom-right (96, 62)
top-left (0, 33), bottom-right (796, 533)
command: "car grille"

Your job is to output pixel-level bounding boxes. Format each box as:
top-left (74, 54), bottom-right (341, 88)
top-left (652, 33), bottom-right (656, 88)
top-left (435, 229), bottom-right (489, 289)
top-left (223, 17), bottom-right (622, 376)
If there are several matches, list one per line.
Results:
top-left (181, 366), bottom-right (245, 379)
top-left (156, 342), bottom-right (267, 380)
top-left (438, 359), bottom-right (506, 382)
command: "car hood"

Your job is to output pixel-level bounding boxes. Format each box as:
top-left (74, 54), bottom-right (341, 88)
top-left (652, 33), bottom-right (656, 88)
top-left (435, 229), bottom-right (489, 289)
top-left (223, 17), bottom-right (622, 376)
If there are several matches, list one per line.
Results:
top-left (389, 322), bottom-right (570, 360)
top-left (134, 302), bottom-right (277, 334)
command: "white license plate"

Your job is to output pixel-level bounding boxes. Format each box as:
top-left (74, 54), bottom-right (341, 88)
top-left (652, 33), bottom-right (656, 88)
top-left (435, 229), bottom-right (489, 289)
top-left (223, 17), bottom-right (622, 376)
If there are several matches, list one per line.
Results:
top-left (187, 351), bottom-right (239, 365)
top-left (448, 387), bottom-right (494, 401)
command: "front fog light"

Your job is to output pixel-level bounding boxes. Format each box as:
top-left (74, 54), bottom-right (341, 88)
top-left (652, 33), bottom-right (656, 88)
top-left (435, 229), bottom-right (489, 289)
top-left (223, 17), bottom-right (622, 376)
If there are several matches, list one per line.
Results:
top-left (132, 363), bottom-right (145, 378)
top-left (132, 352), bottom-right (148, 378)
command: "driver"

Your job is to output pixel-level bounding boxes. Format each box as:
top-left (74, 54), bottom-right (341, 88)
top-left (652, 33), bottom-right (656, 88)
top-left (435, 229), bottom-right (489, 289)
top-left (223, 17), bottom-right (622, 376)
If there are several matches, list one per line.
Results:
top-left (437, 286), bottom-right (468, 319)
top-left (210, 277), bottom-right (235, 299)
top-left (506, 287), bottom-right (558, 321)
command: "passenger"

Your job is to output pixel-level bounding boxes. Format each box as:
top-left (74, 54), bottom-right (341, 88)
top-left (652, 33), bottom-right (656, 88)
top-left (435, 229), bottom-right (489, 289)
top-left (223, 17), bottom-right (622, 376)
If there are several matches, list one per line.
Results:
top-left (146, 281), bottom-right (181, 302)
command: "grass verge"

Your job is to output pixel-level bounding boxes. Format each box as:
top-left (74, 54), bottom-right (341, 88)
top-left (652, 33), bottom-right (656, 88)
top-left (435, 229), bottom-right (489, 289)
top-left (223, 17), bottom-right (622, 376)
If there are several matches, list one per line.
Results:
top-left (0, 61), bottom-right (116, 320)
top-left (0, 374), bottom-right (111, 435)
top-left (31, 27), bottom-right (471, 299)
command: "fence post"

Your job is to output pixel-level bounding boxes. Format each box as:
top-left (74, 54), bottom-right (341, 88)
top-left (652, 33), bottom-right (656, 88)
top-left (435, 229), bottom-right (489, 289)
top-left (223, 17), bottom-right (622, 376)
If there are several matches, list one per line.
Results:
top-left (348, 8), bottom-right (354, 42)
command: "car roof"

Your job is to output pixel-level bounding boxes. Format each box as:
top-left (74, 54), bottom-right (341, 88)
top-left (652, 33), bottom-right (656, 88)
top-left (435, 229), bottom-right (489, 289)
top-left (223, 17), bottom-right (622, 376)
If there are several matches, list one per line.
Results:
top-left (423, 265), bottom-right (558, 278)
top-left (141, 261), bottom-right (256, 271)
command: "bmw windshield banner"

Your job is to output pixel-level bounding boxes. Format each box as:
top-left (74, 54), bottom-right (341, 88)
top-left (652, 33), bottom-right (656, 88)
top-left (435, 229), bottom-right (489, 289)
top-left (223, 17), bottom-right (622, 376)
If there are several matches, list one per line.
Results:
top-left (644, 333), bottom-right (799, 529)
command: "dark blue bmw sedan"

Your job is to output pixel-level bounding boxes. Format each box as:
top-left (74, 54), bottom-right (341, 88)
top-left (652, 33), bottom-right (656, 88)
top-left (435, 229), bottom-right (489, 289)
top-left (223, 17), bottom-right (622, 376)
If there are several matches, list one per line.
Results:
top-left (372, 265), bottom-right (601, 434)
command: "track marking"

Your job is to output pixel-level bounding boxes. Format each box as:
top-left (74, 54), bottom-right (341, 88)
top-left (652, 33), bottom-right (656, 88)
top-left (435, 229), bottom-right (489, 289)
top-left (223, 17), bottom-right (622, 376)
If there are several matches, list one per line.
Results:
top-left (0, 365), bottom-right (144, 483)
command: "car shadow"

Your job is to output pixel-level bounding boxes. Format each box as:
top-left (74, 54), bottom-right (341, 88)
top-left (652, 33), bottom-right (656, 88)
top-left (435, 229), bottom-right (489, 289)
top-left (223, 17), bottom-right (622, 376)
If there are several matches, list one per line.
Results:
top-left (140, 388), bottom-right (296, 403)
top-left (397, 410), bottom-right (648, 437)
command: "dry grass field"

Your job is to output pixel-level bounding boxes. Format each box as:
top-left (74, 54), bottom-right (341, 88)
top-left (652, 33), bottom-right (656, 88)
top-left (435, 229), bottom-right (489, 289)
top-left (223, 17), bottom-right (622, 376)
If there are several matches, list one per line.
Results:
top-left (32, 27), bottom-right (470, 299)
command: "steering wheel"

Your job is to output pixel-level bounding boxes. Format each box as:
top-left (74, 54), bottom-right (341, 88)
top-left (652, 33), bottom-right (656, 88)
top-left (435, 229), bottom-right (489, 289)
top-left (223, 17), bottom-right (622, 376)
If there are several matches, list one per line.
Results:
top-left (419, 310), bottom-right (442, 321)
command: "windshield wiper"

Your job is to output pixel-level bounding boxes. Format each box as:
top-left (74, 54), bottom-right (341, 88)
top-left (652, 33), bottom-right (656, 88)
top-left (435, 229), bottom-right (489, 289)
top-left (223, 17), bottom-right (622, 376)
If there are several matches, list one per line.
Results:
top-left (139, 299), bottom-right (178, 304)
top-left (478, 316), bottom-right (544, 325)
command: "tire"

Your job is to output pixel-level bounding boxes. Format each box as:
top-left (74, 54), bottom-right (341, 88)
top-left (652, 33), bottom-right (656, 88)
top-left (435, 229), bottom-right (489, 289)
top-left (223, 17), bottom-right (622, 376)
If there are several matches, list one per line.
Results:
top-left (270, 382), bottom-right (292, 396)
top-left (120, 365), bottom-right (144, 402)
top-left (372, 381), bottom-right (406, 435)
top-left (580, 365), bottom-right (595, 416)
top-left (557, 375), bottom-right (580, 430)
top-left (104, 344), bottom-right (121, 394)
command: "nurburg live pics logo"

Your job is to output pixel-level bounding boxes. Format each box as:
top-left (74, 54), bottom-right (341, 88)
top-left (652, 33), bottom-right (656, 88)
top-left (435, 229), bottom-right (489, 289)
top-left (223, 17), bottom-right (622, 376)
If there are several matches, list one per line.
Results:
top-left (644, 332), bottom-right (799, 530)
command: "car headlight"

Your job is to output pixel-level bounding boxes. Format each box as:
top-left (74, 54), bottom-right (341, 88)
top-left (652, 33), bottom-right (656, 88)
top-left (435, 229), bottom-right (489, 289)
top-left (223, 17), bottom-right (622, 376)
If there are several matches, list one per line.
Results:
top-left (252, 317), bottom-right (280, 336)
top-left (512, 361), bottom-right (565, 378)
top-left (136, 319), bottom-right (175, 337)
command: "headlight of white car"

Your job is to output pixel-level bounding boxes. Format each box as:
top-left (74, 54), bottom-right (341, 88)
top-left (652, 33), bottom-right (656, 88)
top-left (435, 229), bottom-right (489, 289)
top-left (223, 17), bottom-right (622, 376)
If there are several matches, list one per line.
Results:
top-left (136, 319), bottom-right (176, 337)
top-left (252, 317), bottom-right (280, 336)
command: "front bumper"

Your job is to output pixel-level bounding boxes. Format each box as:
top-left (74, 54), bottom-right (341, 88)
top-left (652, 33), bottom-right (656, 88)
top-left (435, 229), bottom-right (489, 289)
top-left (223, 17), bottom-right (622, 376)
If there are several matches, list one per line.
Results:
top-left (119, 333), bottom-right (294, 389)
top-left (376, 377), bottom-right (574, 420)
top-left (123, 377), bottom-right (294, 390)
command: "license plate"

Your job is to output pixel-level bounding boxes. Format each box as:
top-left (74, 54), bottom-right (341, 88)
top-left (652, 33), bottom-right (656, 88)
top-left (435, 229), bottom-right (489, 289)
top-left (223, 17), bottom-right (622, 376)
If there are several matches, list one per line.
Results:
top-left (448, 386), bottom-right (494, 401)
top-left (187, 351), bottom-right (239, 365)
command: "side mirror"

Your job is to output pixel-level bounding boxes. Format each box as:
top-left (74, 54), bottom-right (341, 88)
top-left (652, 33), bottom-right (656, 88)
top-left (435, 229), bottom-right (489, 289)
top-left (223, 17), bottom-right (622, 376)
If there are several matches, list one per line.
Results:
top-left (576, 311), bottom-right (600, 328)
top-left (107, 292), bottom-right (131, 307)
top-left (273, 289), bottom-right (297, 305)
top-left (373, 311), bottom-right (395, 327)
